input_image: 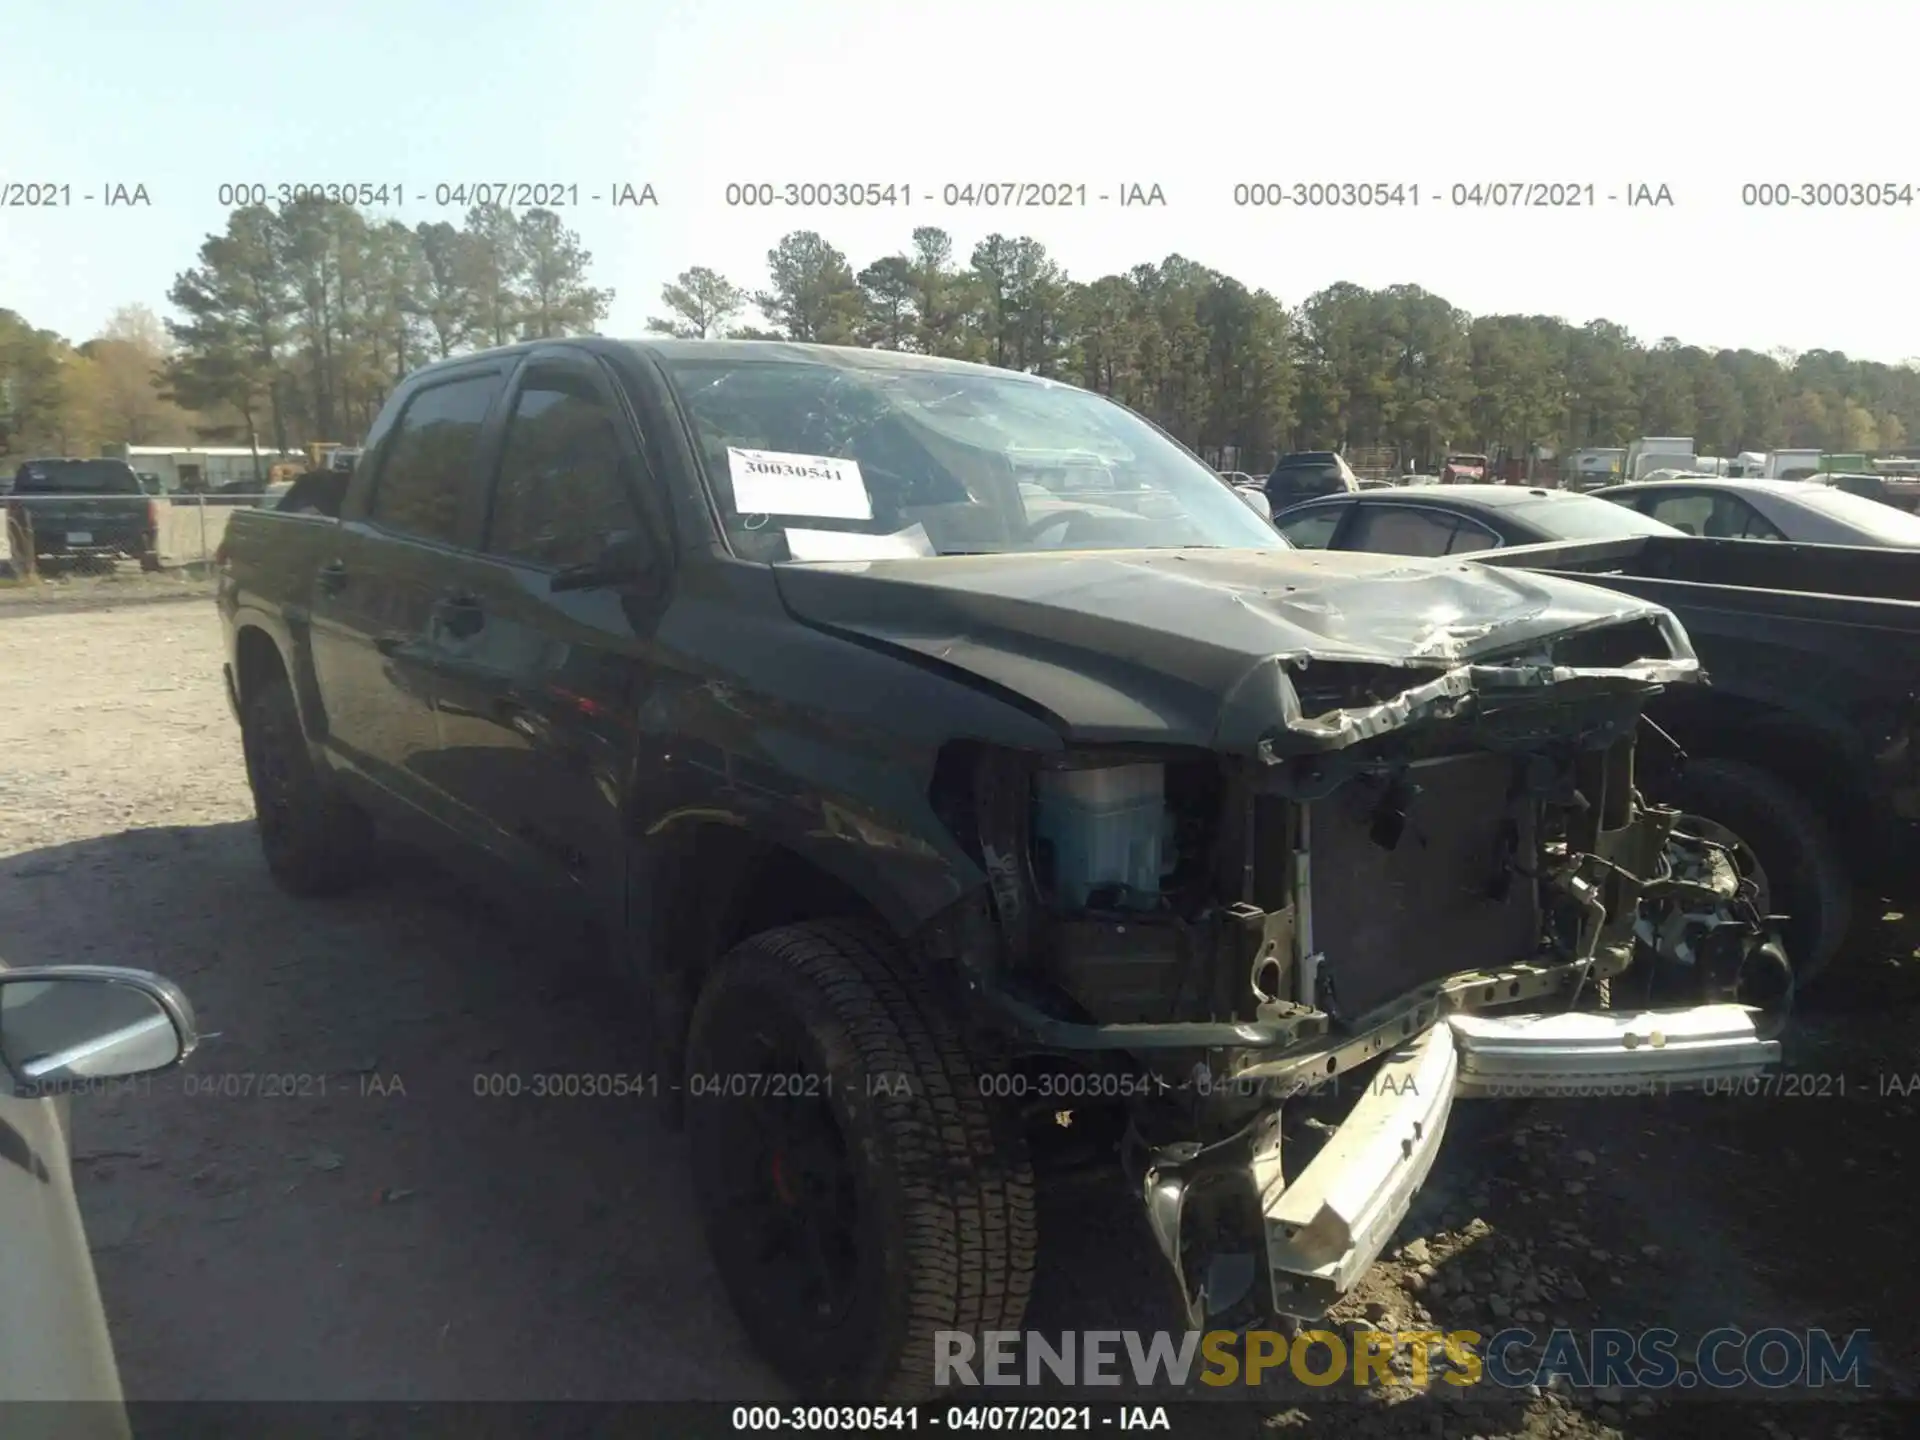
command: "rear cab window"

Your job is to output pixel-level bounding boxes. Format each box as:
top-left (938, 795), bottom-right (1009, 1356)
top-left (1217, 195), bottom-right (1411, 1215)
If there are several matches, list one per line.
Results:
top-left (1268, 460), bottom-right (1348, 500)
top-left (13, 460), bottom-right (143, 495)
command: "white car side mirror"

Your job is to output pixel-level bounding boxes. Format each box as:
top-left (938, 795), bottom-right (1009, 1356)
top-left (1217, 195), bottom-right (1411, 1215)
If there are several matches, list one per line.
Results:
top-left (0, 967), bottom-right (198, 1094)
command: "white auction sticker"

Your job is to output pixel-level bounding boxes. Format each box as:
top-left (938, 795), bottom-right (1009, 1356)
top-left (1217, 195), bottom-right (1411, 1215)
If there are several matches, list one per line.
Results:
top-left (785, 523), bottom-right (934, 561)
top-left (726, 447), bottom-right (872, 520)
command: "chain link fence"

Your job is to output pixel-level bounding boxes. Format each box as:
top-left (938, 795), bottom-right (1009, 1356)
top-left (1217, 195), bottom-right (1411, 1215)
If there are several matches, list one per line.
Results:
top-left (1343, 446), bottom-right (1403, 483)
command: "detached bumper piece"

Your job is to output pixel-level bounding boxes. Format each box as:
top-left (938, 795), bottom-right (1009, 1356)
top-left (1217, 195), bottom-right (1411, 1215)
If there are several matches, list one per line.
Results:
top-left (1447, 1002), bottom-right (1780, 1096)
top-left (1250, 1002), bottom-right (1776, 1319)
top-left (1259, 1023), bottom-right (1458, 1316)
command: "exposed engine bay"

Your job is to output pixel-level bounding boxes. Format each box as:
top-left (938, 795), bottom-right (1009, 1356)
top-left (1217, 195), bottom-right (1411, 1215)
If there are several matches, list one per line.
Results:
top-left (920, 617), bottom-right (1793, 1330)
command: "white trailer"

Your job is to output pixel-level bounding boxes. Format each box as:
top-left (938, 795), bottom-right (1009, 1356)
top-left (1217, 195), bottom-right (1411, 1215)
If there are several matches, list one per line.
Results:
top-left (100, 445), bottom-right (305, 494)
top-left (1563, 447), bottom-right (1627, 490)
top-left (1763, 449), bottom-right (1825, 481)
top-left (1625, 437), bottom-right (1696, 481)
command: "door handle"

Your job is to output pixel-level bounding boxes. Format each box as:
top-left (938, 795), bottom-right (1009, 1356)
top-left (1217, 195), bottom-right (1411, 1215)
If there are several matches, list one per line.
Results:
top-left (316, 560), bottom-right (348, 595)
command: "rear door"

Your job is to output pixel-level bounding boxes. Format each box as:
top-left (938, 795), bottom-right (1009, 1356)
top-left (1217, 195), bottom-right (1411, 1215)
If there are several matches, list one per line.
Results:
top-left (306, 365), bottom-right (507, 815)
top-left (409, 351), bottom-right (672, 920)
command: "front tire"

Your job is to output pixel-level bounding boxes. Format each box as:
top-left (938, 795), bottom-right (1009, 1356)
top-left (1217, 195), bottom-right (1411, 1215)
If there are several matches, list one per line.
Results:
top-left (240, 672), bottom-right (372, 896)
top-left (1665, 758), bottom-right (1851, 986)
top-left (686, 919), bottom-right (1037, 1402)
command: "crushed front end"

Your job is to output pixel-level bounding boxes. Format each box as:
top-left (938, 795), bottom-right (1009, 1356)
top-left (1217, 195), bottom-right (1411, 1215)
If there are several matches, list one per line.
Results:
top-left (926, 608), bottom-right (1791, 1330)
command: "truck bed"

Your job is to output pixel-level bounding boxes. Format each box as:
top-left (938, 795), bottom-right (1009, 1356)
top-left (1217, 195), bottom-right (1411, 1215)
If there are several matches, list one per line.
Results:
top-left (1477, 534), bottom-right (1920, 689)
top-left (1481, 532), bottom-right (1920, 602)
top-left (1478, 533), bottom-right (1920, 880)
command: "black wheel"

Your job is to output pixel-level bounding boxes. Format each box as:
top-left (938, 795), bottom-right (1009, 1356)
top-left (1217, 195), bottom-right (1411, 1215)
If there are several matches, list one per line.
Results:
top-left (685, 919), bottom-right (1036, 1402)
top-left (240, 672), bottom-right (372, 896)
top-left (1664, 758), bottom-right (1851, 986)
top-left (139, 541), bottom-right (162, 572)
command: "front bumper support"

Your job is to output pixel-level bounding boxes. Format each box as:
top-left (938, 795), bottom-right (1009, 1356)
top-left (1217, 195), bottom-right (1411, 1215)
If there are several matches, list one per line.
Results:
top-left (1447, 1002), bottom-right (1779, 1095)
top-left (1261, 1021), bottom-right (1458, 1314)
top-left (1143, 999), bottom-right (1781, 1325)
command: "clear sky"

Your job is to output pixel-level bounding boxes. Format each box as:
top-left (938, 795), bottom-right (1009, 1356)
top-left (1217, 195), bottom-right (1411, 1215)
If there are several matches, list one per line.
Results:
top-left (4, 0), bottom-right (1916, 361)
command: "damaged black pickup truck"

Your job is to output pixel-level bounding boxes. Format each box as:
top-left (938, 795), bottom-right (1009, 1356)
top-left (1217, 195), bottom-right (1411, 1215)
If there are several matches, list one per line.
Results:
top-left (215, 340), bottom-right (1791, 1402)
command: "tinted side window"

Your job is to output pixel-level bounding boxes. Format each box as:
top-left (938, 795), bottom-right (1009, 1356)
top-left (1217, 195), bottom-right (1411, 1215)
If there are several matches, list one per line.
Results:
top-left (367, 373), bottom-right (501, 544)
top-left (1644, 491), bottom-right (1784, 540)
top-left (1643, 492), bottom-right (1713, 536)
top-left (1277, 507), bottom-right (1344, 549)
top-left (1446, 519), bottom-right (1500, 554)
top-left (1347, 505), bottom-right (1462, 557)
top-left (1719, 498), bottom-right (1785, 540)
top-left (486, 374), bottom-right (642, 568)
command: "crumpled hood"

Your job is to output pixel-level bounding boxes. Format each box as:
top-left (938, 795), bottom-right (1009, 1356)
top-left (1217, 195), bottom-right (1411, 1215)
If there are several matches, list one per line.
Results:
top-left (772, 548), bottom-right (1698, 755)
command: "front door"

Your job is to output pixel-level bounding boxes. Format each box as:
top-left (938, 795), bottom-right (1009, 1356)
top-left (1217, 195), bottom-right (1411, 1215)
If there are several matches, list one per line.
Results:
top-left (306, 367), bottom-right (505, 816)
top-left (411, 354), bottom-right (669, 921)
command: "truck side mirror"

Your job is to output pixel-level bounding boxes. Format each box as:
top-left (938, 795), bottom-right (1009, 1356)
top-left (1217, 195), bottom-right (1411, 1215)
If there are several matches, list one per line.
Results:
top-left (550, 529), bottom-right (659, 593)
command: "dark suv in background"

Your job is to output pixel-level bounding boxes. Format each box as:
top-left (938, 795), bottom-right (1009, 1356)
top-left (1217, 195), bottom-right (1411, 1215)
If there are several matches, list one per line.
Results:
top-left (1264, 450), bottom-right (1359, 512)
top-left (6, 458), bottom-right (161, 571)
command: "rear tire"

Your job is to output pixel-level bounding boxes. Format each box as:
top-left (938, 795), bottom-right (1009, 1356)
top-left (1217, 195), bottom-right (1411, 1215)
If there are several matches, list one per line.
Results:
top-left (1664, 758), bottom-right (1851, 986)
top-left (240, 672), bottom-right (371, 896)
top-left (686, 919), bottom-right (1036, 1402)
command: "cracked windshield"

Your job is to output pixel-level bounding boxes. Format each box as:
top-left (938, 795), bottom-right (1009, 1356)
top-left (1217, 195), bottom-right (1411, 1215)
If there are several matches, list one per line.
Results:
top-left (661, 354), bottom-right (1288, 560)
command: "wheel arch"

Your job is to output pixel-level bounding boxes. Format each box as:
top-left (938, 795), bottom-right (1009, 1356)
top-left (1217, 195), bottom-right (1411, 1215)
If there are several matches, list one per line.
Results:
top-left (1648, 688), bottom-right (1877, 871)
top-left (231, 616), bottom-right (332, 747)
top-left (627, 816), bottom-right (945, 1111)
top-left (233, 623), bottom-right (288, 704)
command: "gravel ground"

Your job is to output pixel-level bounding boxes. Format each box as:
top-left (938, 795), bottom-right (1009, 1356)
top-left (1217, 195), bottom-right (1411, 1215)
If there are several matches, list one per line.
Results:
top-left (1, 583), bottom-right (1915, 1436)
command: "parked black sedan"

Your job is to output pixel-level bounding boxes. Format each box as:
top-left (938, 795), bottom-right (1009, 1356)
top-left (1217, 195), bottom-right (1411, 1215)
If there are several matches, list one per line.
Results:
top-left (1273, 483), bottom-right (1683, 555)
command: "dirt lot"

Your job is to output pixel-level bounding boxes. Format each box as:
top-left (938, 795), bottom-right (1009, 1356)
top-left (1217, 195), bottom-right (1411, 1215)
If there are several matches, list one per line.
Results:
top-left (1, 584), bottom-right (1916, 1436)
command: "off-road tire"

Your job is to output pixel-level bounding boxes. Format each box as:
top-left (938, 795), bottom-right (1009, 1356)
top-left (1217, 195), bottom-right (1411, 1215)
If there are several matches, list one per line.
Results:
top-left (686, 919), bottom-right (1037, 1402)
top-left (1666, 757), bottom-right (1851, 987)
top-left (240, 672), bottom-right (372, 897)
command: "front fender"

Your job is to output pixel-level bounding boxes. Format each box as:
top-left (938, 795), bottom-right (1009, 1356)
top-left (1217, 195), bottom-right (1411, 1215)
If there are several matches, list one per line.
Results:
top-left (642, 566), bottom-right (1066, 935)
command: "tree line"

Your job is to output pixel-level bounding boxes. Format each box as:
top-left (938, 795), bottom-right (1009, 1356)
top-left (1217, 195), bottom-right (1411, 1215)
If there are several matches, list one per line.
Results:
top-left (5, 204), bottom-right (1918, 473)
top-left (3, 197), bottom-right (611, 462)
top-left (645, 229), bottom-right (1919, 470)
